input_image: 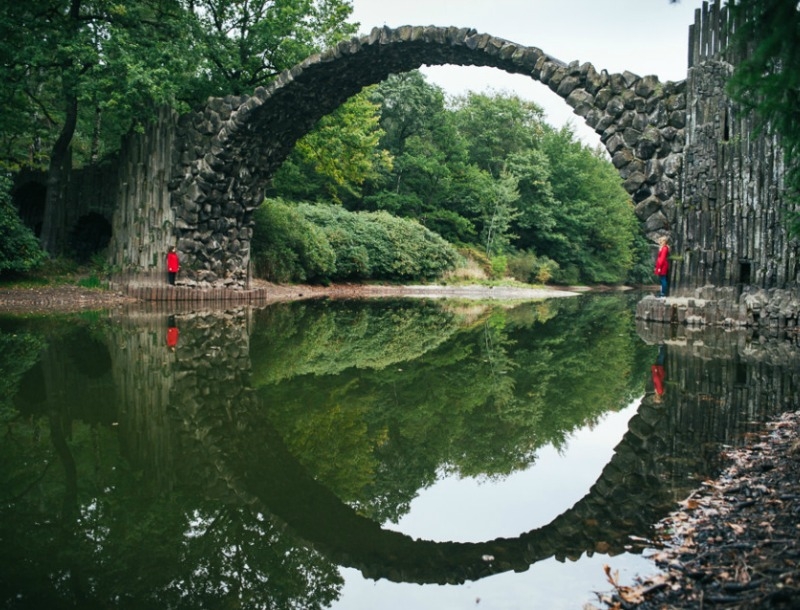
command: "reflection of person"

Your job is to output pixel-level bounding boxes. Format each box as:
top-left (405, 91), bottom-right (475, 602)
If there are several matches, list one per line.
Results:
top-left (167, 246), bottom-right (180, 286)
top-left (651, 344), bottom-right (666, 402)
top-left (654, 236), bottom-right (670, 297)
top-left (167, 315), bottom-right (179, 350)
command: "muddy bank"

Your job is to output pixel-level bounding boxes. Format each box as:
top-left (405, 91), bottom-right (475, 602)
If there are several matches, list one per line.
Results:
top-left (0, 281), bottom-right (581, 314)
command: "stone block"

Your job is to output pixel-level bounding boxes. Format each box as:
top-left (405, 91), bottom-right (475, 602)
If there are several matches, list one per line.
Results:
top-left (557, 75), bottom-right (581, 98)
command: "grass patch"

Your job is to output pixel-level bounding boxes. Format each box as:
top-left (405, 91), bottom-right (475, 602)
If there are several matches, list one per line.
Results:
top-left (0, 258), bottom-right (110, 290)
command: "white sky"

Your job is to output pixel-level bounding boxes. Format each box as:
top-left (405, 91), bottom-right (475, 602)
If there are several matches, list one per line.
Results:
top-left (349, 0), bottom-right (707, 145)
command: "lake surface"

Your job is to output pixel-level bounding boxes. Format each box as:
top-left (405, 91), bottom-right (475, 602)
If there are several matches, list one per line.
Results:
top-left (1, 292), bottom-right (798, 609)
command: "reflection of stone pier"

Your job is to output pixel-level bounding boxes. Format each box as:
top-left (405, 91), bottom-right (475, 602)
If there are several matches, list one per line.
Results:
top-left (9, 302), bottom-right (799, 592)
top-left (637, 321), bottom-right (800, 467)
top-left (107, 308), bottom-right (254, 489)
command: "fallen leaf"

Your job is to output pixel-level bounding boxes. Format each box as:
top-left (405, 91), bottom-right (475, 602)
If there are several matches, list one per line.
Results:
top-left (726, 522), bottom-right (746, 535)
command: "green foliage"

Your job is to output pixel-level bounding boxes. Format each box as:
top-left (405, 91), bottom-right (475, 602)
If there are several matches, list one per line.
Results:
top-left (0, 318), bottom-right (345, 609)
top-left (251, 199), bottom-right (336, 282)
top-left (251, 295), bottom-right (651, 523)
top-left (489, 254), bottom-right (508, 279)
top-left (0, 176), bottom-right (46, 276)
top-left (184, 0), bottom-right (356, 99)
top-left (532, 127), bottom-right (639, 284)
top-left (0, 0), bottom-right (200, 171)
top-left (300, 203), bottom-right (460, 281)
top-left (507, 250), bottom-right (560, 284)
top-left (271, 90), bottom-right (392, 204)
top-left (76, 275), bottom-right (102, 289)
top-left (0, 0), bottom-right (357, 170)
top-left (0, 328), bottom-right (46, 419)
top-left (357, 83), bottom-right (645, 285)
top-left (0, 0), bottom-right (356, 256)
top-left (726, 0), bottom-right (800, 235)
top-left (627, 231), bottom-right (659, 285)
top-left (0, 295), bottom-right (656, 603)
top-left (252, 199), bottom-right (459, 283)
top-left (249, 299), bottom-right (460, 386)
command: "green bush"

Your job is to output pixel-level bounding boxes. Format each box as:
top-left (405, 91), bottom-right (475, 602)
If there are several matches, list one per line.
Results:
top-left (299, 204), bottom-right (458, 282)
top-left (0, 176), bottom-right (46, 277)
top-left (252, 199), bottom-right (459, 283)
top-left (489, 254), bottom-right (508, 279)
top-left (552, 263), bottom-right (580, 286)
top-left (507, 250), bottom-right (560, 284)
top-left (251, 199), bottom-right (336, 283)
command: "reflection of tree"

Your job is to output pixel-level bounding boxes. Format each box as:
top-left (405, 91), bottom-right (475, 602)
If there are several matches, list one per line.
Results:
top-left (0, 325), bottom-right (45, 418)
top-left (257, 295), bottom-right (650, 525)
top-left (249, 299), bottom-right (461, 384)
top-left (0, 318), bottom-right (345, 609)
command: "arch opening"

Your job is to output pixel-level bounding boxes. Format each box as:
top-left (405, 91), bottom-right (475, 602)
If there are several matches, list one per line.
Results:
top-left (69, 212), bottom-right (113, 263)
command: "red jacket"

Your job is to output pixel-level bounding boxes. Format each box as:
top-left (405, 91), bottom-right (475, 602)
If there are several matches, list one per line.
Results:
top-left (654, 245), bottom-right (669, 276)
top-left (651, 364), bottom-right (665, 396)
top-left (167, 251), bottom-right (180, 273)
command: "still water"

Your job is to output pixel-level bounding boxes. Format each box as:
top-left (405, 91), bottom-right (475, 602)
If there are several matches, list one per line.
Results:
top-left (1, 293), bottom-right (798, 609)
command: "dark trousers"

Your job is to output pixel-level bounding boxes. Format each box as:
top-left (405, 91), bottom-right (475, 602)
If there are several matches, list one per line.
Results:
top-left (168, 272), bottom-right (177, 285)
top-left (659, 275), bottom-right (668, 297)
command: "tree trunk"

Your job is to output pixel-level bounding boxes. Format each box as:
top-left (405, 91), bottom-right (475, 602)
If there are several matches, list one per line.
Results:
top-left (39, 92), bottom-right (78, 256)
top-left (39, 0), bottom-right (82, 256)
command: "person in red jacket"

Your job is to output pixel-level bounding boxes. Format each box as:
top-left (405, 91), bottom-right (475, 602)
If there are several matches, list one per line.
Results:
top-left (651, 344), bottom-right (666, 403)
top-left (167, 246), bottom-right (180, 286)
top-left (654, 236), bottom-right (670, 297)
top-left (166, 315), bottom-right (179, 350)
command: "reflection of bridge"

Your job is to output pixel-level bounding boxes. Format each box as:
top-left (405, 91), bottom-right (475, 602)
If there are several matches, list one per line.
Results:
top-left (16, 306), bottom-right (800, 586)
top-left (233, 341), bottom-right (799, 584)
top-left (229, 400), bottom-right (677, 584)
top-left (133, 310), bottom-right (797, 585)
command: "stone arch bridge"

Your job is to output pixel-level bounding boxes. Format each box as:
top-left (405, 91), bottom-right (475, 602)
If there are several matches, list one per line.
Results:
top-left (108, 24), bottom-right (685, 288)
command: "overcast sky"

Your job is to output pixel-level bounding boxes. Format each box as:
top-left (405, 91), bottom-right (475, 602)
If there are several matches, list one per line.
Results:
top-left (348, 0), bottom-right (707, 144)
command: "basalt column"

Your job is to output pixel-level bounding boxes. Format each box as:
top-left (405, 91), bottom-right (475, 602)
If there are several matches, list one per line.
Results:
top-left (672, 2), bottom-right (798, 295)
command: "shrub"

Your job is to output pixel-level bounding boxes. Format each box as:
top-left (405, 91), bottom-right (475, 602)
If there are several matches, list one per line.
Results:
top-left (507, 250), bottom-right (560, 284)
top-left (489, 255), bottom-right (508, 279)
top-left (251, 199), bottom-right (336, 282)
top-left (253, 200), bottom-right (458, 283)
top-left (300, 203), bottom-right (459, 281)
top-left (0, 176), bottom-right (46, 277)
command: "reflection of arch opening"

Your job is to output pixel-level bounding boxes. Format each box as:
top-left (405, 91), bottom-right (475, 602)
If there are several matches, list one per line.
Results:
top-left (228, 398), bottom-right (677, 585)
top-left (12, 181), bottom-right (46, 237)
top-left (69, 212), bottom-right (113, 263)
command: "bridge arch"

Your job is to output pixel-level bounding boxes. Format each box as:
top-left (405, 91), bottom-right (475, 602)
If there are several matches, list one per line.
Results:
top-left (125, 27), bottom-right (686, 287)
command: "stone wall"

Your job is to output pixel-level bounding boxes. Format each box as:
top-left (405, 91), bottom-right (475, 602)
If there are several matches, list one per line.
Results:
top-left (636, 0), bottom-right (799, 330)
top-left (18, 6), bottom-right (796, 296)
top-left (107, 107), bottom-right (178, 282)
top-left (13, 163), bottom-right (118, 253)
top-left (672, 0), bottom-right (798, 294)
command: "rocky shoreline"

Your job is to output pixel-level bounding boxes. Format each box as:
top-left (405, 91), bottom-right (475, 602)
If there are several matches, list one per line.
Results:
top-left (597, 410), bottom-right (800, 610)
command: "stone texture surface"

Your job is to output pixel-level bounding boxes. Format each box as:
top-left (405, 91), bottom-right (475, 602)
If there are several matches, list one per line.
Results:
top-left (636, 286), bottom-right (800, 338)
